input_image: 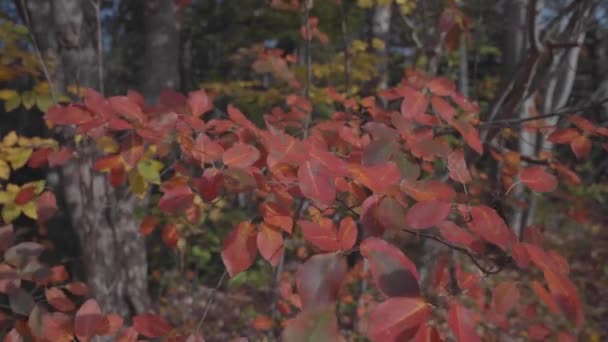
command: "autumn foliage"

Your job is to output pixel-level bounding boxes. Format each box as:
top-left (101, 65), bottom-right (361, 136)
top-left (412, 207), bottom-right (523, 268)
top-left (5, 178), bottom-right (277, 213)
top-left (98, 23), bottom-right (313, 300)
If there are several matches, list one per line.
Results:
top-left (1, 1), bottom-right (605, 341)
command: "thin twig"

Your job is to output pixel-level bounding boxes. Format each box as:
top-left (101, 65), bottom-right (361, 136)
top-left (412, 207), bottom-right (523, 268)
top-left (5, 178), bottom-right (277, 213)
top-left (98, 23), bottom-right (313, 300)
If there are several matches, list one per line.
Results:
top-left (19, 0), bottom-right (58, 103)
top-left (479, 97), bottom-right (608, 127)
top-left (401, 229), bottom-right (503, 275)
top-left (195, 270), bottom-right (227, 335)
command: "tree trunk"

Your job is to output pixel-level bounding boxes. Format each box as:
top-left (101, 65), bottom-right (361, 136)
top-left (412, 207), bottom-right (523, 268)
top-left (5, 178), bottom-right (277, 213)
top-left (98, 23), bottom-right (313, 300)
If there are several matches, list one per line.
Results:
top-left (371, 2), bottom-right (392, 90)
top-left (140, 0), bottom-right (181, 102)
top-left (24, 0), bottom-right (151, 318)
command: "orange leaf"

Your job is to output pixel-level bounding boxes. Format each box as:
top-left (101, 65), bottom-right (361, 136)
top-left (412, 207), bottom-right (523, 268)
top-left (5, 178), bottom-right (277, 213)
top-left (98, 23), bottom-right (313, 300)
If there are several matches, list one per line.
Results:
top-left (257, 223), bottom-right (283, 266)
top-left (337, 216), bottom-right (357, 251)
top-left (139, 216), bottom-right (158, 236)
top-left (223, 143), bottom-right (260, 168)
top-left (45, 288), bottom-right (75, 312)
top-left (570, 135), bottom-right (592, 159)
top-left (520, 166), bottom-right (557, 192)
top-left (221, 222), bottom-right (257, 277)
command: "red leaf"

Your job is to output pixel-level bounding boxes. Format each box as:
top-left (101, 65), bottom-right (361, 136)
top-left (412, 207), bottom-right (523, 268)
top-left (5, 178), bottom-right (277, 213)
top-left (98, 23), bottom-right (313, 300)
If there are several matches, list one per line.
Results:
top-left (296, 253), bottom-right (346, 310)
top-left (158, 181), bottom-right (195, 214)
top-left (108, 96), bottom-right (144, 123)
top-left (528, 324), bottom-right (551, 340)
top-left (412, 323), bottom-right (442, 342)
top-left (133, 313), bottom-right (173, 338)
top-left (43, 312), bottom-right (74, 342)
top-left (45, 288), bottom-right (76, 312)
top-left (48, 148), bottom-right (73, 167)
top-left (93, 155), bottom-right (123, 172)
top-left (36, 191), bottom-right (57, 222)
top-left (192, 169), bottom-right (223, 202)
top-left (405, 200), bottom-right (452, 230)
top-left (400, 179), bottom-right (456, 202)
top-left (531, 280), bottom-right (559, 313)
top-left (400, 87), bottom-right (428, 120)
top-left (377, 196), bottom-right (407, 232)
top-left (28, 148), bottom-right (52, 168)
top-left (162, 223), bottom-right (179, 249)
top-left (447, 150), bottom-right (472, 184)
top-left (45, 105), bottom-right (91, 126)
top-left (348, 162), bottom-right (401, 194)
top-left (548, 128), bottom-right (580, 144)
top-left (299, 220), bottom-right (340, 252)
top-left (221, 222), bottom-right (257, 277)
top-left (187, 89), bottom-right (213, 117)
top-left (362, 139), bottom-right (397, 166)
top-left (447, 302), bottom-right (480, 342)
top-left (567, 114), bottom-right (596, 133)
top-left (139, 216), bottom-right (158, 236)
top-left (570, 135), bottom-right (592, 159)
top-left (427, 77), bottom-right (456, 96)
top-left (298, 160), bottom-right (336, 206)
top-left (74, 299), bottom-right (103, 342)
top-left (491, 281), bottom-right (520, 315)
top-left (367, 297), bottom-right (430, 342)
top-left (95, 313), bottom-right (123, 336)
top-left (431, 96), bottom-right (456, 122)
top-left (360, 237), bottom-right (420, 297)
top-left (466, 205), bottom-right (512, 250)
top-left (14, 186), bottom-right (36, 206)
top-left (227, 104), bottom-right (259, 134)
top-left (543, 268), bottom-right (584, 327)
top-left (437, 221), bottom-right (475, 248)
top-left (257, 223), bottom-right (283, 266)
top-left (223, 143), bottom-right (260, 168)
top-left (452, 120), bottom-right (483, 154)
top-left (337, 217), bottom-right (357, 251)
top-left (520, 166), bottom-right (558, 192)
top-left (65, 282), bottom-right (89, 296)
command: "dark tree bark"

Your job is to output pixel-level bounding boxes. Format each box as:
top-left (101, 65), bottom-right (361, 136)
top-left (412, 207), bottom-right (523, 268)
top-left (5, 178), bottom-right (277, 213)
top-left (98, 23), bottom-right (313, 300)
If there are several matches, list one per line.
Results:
top-left (23, 0), bottom-right (151, 318)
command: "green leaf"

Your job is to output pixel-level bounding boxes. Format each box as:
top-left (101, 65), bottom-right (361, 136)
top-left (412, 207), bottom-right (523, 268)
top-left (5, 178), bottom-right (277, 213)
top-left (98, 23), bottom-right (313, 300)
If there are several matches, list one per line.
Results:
top-left (137, 159), bottom-right (163, 185)
top-left (2, 204), bottom-right (21, 223)
top-left (36, 95), bottom-right (53, 112)
top-left (21, 91), bottom-right (36, 110)
top-left (4, 95), bottom-right (21, 112)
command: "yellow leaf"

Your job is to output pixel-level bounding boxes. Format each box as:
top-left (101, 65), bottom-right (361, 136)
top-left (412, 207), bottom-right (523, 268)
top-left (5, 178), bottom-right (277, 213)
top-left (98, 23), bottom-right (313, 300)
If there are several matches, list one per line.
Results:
top-left (21, 201), bottom-right (38, 220)
top-left (23, 180), bottom-right (46, 195)
top-left (0, 89), bottom-right (18, 100)
top-left (3, 131), bottom-right (18, 146)
top-left (34, 82), bottom-right (50, 94)
top-left (2, 204), bottom-right (21, 223)
top-left (96, 136), bottom-right (119, 153)
top-left (0, 191), bottom-right (10, 204)
top-left (137, 159), bottom-right (163, 185)
top-left (352, 40), bottom-right (367, 52)
top-left (128, 169), bottom-right (148, 197)
top-left (4, 95), bottom-right (20, 112)
top-left (0, 160), bottom-right (9, 180)
top-left (371, 38), bottom-right (386, 51)
top-left (6, 147), bottom-right (32, 170)
top-left (356, 0), bottom-right (374, 8)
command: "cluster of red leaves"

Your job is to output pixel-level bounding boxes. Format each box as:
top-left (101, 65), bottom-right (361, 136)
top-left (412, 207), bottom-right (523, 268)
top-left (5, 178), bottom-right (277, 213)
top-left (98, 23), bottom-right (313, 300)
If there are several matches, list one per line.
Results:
top-left (2, 67), bottom-right (592, 340)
